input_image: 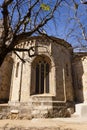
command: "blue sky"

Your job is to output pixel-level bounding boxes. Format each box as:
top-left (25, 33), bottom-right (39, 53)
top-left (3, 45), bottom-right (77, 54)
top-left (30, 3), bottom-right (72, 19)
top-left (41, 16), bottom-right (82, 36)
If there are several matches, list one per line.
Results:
top-left (0, 0), bottom-right (87, 50)
top-left (44, 0), bottom-right (87, 49)
top-left (0, 0), bottom-right (3, 18)
top-left (0, 0), bottom-right (3, 3)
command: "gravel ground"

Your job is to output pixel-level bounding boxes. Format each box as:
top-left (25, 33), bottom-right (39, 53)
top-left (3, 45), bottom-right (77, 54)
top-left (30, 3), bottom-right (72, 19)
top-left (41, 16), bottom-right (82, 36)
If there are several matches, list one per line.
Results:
top-left (0, 118), bottom-right (87, 130)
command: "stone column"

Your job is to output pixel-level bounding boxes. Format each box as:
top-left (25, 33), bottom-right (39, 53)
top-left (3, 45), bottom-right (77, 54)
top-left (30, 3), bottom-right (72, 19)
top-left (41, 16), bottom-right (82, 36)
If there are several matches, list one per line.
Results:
top-left (20, 62), bottom-right (31, 102)
top-left (81, 58), bottom-right (87, 103)
top-left (82, 75), bottom-right (87, 103)
top-left (9, 55), bottom-right (23, 104)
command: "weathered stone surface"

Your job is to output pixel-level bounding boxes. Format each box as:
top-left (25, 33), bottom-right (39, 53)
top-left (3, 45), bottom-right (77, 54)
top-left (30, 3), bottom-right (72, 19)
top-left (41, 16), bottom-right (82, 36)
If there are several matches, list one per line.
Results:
top-left (0, 36), bottom-right (74, 118)
top-left (2, 36), bottom-right (87, 118)
top-left (9, 36), bottom-right (73, 103)
top-left (11, 110), bottom-right (19, 114)
top-left (73, 54), bottom-right (87, 103)
top-left (0, 55), bottom-right (13, 103)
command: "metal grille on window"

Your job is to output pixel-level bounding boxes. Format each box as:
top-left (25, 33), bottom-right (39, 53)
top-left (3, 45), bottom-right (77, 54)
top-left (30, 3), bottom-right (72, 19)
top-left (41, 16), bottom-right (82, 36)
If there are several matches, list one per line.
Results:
top-left (35, 60), bottom-right (49, 94)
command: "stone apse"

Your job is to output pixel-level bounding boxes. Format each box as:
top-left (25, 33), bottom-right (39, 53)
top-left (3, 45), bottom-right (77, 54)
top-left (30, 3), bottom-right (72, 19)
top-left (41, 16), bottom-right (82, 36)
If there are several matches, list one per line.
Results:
top-left (1, 36), bottom-right (87, 118)
top-left (9, 36), bottom-right (73, 118)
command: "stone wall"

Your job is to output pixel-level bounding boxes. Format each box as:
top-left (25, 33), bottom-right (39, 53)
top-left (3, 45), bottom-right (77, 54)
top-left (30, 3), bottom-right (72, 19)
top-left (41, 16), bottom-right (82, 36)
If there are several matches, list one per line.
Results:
top-left (0, 36), bottom-right (74, 118)
top-left (0, 55), bottom-right (13, 103)
top-left (10, 36), bottom-right (73, 103)
top-left (51, 41), bottom-right (73, 101)
top-left (8, 36), bottom-right (74, 117)
top-left (72, 53), bottom-right (87, 103)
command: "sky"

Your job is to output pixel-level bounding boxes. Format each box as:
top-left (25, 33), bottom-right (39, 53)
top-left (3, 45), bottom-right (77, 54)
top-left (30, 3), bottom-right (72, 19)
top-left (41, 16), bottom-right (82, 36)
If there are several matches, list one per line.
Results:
top-left (45, 0), bottom-right (87, 50)
top-left (0, 0), bottom-right (87, 51)
top-left (0, 0), bottom-right (3, 5)
top-left (41, 0), bottom-right (87, 51)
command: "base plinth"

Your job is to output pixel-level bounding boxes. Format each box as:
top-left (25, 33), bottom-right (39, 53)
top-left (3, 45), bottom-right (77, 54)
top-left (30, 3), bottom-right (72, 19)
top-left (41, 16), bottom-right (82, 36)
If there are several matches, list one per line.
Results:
top-left (75, 103), bottom-right (87, 117)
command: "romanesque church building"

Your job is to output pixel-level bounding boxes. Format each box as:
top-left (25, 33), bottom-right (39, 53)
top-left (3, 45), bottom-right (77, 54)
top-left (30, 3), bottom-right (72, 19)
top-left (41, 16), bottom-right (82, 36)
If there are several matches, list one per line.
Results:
top-left (0, 36), bottom-right (87, 118)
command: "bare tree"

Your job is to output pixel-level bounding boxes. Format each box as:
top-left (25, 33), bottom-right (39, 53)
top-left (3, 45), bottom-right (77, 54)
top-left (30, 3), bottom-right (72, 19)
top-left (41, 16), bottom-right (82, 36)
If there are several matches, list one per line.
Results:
top-left (0, 0), bottom-right (63, 66)
top-left (62, 0), bottom-right (87, 51)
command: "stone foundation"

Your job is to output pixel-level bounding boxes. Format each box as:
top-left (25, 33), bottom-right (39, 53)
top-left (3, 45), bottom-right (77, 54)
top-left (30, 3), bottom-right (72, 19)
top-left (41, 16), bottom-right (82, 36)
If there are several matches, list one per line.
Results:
top-left (0, 101), bottom-right (74, 119)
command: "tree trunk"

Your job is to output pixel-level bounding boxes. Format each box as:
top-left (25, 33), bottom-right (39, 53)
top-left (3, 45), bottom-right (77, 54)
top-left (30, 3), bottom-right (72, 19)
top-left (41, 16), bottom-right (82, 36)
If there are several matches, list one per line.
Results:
top-left (0, 48), bottom-right (9, 67)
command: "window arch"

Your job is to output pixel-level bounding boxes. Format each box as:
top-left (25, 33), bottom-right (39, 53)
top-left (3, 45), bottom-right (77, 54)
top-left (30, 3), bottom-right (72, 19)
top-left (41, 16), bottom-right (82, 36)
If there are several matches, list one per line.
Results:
top-left (31, 55), bottom-right (51, 95)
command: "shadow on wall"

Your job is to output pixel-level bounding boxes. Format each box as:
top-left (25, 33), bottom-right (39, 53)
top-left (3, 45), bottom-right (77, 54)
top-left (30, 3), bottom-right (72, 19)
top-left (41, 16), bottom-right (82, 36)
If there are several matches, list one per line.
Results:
top-left (0, 55), bottom-right (14, 103)
top-left (72, 54), bottom-right (84, 103)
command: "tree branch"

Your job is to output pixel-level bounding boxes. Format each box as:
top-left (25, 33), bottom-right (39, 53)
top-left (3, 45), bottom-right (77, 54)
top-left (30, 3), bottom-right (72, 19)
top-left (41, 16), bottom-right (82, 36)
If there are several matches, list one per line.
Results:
top-left (14, 51), bottom-right (25, 63)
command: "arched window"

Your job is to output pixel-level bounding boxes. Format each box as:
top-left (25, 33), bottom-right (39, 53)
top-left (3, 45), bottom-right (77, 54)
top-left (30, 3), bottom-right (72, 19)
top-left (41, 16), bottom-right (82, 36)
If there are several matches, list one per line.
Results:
top-left (31, 56), bottom-right (51, 95)
top-left (35, 60), bottom-right (50, 94)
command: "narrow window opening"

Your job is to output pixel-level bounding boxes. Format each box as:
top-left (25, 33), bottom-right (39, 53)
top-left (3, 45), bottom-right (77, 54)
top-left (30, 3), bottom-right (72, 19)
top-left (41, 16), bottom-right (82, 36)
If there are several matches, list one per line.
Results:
top-left (66, 64), bottom-right (69, 76)
top-left (36, 64), bottom-right (39, 94)
top-left (41, 63), bottom-right (44, 93)
top-left (46, 63), bottom-right (49, 93)
top-left (35, 58), bottom-right (50, 94)
top-left (16, 62), bottom-right (19, 77)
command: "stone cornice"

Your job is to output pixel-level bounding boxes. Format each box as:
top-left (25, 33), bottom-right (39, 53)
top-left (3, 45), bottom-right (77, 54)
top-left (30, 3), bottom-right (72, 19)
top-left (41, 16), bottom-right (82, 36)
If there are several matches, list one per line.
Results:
top-left (17, 35), bottom-right (72, 50)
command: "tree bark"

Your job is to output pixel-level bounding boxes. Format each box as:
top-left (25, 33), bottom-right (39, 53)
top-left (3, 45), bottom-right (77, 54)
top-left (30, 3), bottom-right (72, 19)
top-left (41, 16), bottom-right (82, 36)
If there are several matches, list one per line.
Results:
top-left (0, 47), bottom-right (9, 66)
